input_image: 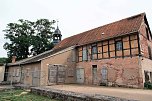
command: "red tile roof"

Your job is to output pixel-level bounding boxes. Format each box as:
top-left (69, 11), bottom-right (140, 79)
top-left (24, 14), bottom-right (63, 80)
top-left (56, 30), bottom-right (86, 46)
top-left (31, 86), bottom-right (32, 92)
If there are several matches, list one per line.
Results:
top-left (7, 13), bottom-right (146, 66)
top-left (54, 13), bottom-right (145, 50)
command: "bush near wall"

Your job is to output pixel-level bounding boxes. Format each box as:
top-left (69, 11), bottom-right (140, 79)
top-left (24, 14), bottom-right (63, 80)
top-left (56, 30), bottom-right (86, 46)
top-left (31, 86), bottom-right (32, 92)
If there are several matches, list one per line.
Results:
top-left (144, 82), bottom-right (152, 89)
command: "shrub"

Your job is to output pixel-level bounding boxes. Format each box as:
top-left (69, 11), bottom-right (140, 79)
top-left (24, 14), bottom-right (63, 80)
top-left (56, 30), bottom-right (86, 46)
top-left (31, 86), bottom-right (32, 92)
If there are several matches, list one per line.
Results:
top-left (144, 82), bottom-right (152, 89)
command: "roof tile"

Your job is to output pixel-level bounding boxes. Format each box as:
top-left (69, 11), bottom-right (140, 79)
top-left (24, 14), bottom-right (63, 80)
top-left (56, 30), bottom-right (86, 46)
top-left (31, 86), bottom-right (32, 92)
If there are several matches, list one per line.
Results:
top-left (54, 13), bottom-right (145, 50)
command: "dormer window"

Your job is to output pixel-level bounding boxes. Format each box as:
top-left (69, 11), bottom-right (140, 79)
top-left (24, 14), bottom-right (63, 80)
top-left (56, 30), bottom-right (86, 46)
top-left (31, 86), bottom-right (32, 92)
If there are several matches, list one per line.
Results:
top-left (116, 41), bottom-right (122, 51)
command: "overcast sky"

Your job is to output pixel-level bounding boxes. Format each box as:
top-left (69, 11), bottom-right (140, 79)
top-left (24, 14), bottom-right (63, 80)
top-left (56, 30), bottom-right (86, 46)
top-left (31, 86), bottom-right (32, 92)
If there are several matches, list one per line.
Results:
top-left (0, 0), bottom-right (152, 57)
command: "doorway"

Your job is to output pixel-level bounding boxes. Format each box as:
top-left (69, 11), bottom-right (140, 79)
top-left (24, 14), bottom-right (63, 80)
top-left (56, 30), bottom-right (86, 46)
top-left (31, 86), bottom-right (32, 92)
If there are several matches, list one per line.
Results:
top-left (101, 67), bottom-right (107, 84)
top-left (48, 65), bottom-right (65, 85)
top-left (76, 68), bottom-right (84, 84)
top-left (92, 65), bottom-right (98, 85)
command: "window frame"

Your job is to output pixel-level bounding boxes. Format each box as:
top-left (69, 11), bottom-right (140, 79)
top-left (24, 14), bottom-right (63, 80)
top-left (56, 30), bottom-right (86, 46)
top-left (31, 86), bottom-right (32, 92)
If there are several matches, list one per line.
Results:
top-left (116, 41), bottom-right (122, 51)
top-left (91, 44), bottom-right (98, 60)
top-left (82, 46), bottom-right (88, 61)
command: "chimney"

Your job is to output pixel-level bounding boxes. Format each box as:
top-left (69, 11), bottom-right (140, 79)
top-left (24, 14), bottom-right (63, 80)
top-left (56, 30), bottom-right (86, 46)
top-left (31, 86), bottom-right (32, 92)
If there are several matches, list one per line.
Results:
top-left (12, 56), bottom-right (16, 63)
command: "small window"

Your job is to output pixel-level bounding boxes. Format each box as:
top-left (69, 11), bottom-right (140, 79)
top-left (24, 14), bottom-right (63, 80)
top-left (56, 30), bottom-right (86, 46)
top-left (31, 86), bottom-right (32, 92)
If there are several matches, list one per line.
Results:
top-left (116, 41), bottom-right (122, 51)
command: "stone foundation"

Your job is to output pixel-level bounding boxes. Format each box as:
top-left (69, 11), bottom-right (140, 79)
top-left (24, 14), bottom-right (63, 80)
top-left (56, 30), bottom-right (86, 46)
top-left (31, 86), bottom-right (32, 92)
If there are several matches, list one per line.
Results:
top-left (31, 87), bottom-right (138, 101)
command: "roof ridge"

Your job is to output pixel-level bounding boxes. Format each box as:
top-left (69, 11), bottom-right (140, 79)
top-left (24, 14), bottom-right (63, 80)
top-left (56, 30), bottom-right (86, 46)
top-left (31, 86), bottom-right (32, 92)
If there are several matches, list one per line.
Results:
top-left (54, 12), bottom-right (145, 50)
top-left (59, 13), bottom-right (145, 42)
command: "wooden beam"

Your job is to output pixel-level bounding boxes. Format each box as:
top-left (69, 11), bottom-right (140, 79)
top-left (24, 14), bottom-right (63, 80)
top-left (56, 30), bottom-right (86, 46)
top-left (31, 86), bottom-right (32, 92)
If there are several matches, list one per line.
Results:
top-left (102, 42), bottom-right (103, 59)
top-left (121, 37), bottom-right (124, 58)
top-left (129, 35), bottom-right (132, 57)
top-left (114, 39), bottom-right (117, 58)
top-left (137, 33), bottom-right (141, 56)
top-left (108, 40), bottom-right (110, 58)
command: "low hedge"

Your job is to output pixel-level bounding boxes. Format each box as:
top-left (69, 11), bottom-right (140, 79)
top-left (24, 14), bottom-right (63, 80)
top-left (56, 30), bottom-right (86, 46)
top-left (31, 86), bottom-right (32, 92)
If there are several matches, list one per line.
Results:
top-left (144, 82), bottom-right (152, 89)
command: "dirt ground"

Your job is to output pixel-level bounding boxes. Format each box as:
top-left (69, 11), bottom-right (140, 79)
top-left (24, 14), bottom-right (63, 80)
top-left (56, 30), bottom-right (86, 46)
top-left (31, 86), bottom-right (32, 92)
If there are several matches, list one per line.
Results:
top-left (45, 84), bottom-right (152, 101)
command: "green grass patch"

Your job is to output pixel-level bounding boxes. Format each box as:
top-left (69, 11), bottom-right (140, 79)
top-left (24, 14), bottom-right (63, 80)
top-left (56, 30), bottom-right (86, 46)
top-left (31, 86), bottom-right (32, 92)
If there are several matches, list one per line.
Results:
top-left (0, 89), bottom-right (58, 101)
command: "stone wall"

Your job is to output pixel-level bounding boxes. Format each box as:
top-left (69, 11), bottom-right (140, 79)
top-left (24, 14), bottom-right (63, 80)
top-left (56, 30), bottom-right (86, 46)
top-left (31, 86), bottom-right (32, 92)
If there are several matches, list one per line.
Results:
top-left (31, 87), bottom-right (137, 101)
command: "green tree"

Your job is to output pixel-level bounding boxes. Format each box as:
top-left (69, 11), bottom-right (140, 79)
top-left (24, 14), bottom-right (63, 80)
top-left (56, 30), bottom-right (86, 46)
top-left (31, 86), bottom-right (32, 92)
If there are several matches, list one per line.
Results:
top-left (31, 19), bottom-right (55, 55)
top-left (0, 57), bottom-right (7, 64)
top-left (3, 19), bottom-right (55, 61)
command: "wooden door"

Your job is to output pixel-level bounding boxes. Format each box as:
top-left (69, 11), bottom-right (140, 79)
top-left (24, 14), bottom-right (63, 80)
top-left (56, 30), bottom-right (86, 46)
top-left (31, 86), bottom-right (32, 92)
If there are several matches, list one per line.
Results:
top-left (48, 65), bottom-right (57, 84)
top-left (101, 67), bottom-right (107, 84)
top-left (48, 65), bottom-right (65, 84)
top-left (57, 65), bottom-right (65, 83)
top-left (32, 68), bottom-right (40, 86)
top-left (92, 65), bottom-right (98, 85)
top-left (76, 68), bottom-right (84, 84)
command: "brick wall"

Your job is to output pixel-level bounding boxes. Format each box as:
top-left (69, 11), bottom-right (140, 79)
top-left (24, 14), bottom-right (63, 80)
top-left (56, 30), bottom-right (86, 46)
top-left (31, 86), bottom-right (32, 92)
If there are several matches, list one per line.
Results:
top-left (76, 56), bottom-right (143, 88)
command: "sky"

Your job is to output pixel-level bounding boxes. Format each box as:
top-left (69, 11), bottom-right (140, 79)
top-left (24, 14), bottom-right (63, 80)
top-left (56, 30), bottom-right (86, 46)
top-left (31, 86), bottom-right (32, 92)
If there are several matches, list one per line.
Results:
top-left (0, 0), bottom-right (152, 57)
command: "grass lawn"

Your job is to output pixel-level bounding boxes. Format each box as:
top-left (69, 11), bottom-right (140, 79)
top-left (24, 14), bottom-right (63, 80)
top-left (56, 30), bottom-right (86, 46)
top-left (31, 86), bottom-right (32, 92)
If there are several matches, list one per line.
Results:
top-left (0, 89), bottom-right (58, 101)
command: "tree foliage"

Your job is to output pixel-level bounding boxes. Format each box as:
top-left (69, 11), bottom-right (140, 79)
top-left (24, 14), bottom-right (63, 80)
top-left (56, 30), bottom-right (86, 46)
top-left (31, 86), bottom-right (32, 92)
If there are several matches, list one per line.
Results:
top-left (0, 57), bottom-right (7, 64)
top-left (3, 19), bottom-right (55, 61)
